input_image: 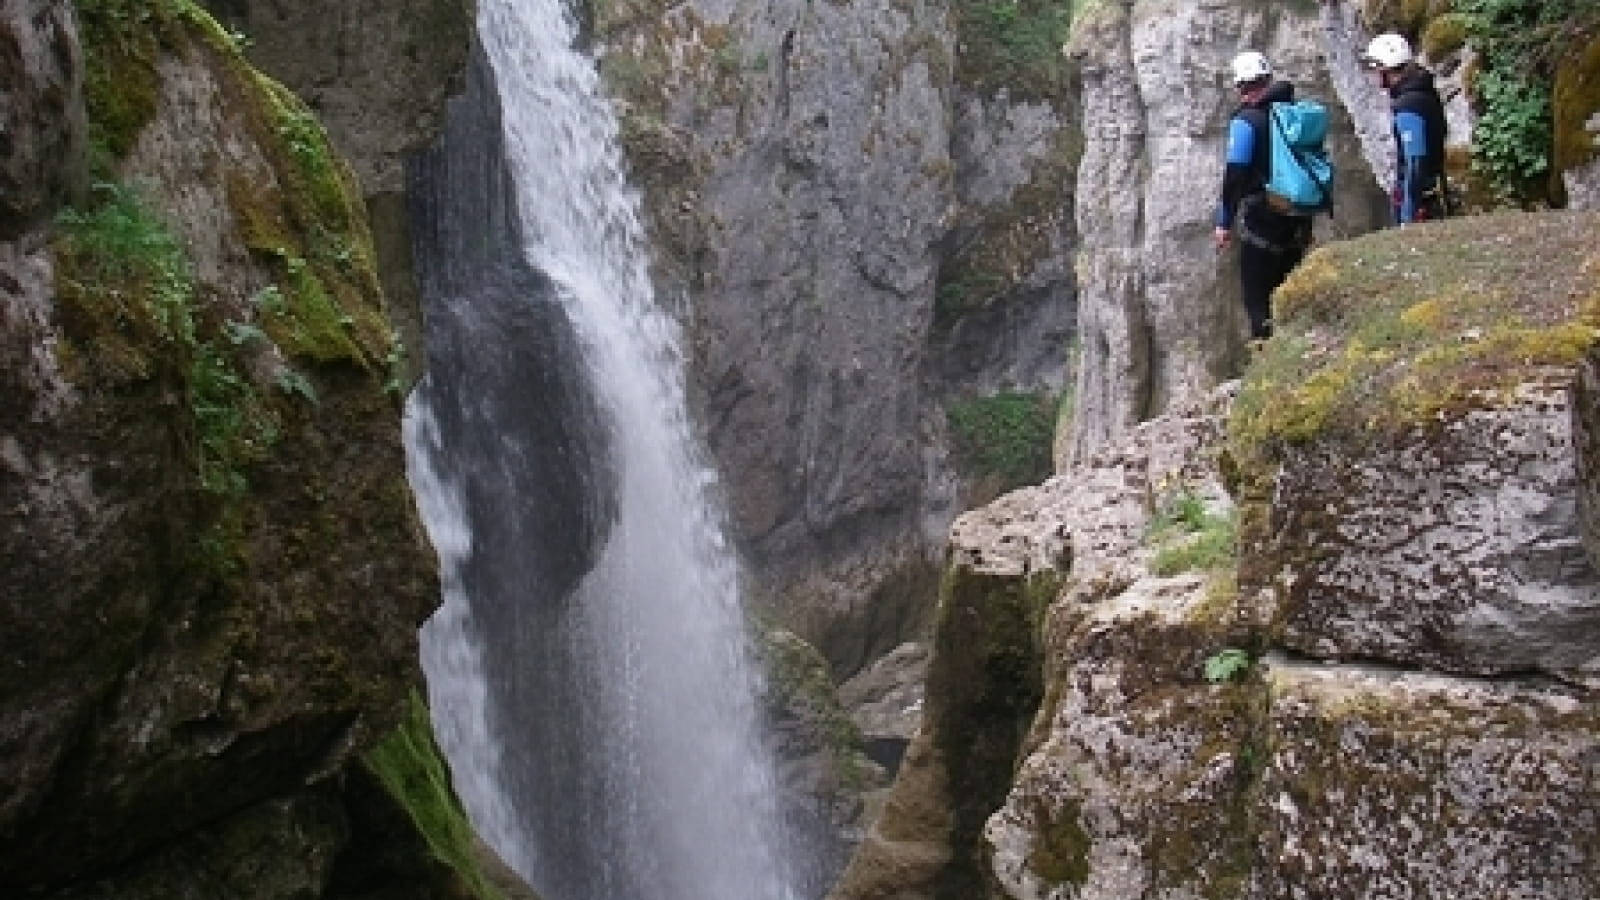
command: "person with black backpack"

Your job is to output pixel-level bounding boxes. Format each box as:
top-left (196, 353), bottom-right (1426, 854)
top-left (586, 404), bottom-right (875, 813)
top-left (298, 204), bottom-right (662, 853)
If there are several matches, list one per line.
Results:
top-left (1364, 33), bottom-right (1449, 224)
top-left (1213, 50), bottom-right (1315, 343)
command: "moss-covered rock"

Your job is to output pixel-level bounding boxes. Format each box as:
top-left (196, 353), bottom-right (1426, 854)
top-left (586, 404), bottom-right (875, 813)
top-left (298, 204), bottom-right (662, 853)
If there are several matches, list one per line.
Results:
top-left (1229, 212), bottom-right (1600, 680)
top-left (1, 1), bottom-right (441, 894)
top-left (1255, 661), bottom-right (1600, 898)
top-left (346, 691), bottom-right (515, 900)
top-left (1553, 34), bottom-right (1600, 205)
top-left (987, 574), bottom-right (1266, 900)
top-left (826, 560), bottom-right (1056, 900)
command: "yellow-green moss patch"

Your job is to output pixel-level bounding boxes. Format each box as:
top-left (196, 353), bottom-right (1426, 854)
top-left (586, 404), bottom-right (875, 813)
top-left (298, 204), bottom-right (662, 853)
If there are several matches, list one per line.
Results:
top-left (1229, 210), bottom-right (1600, 473)
top-left (364, 691), bottom-right (504, 900)
top-left (74, 0), bottom-right (174, 163)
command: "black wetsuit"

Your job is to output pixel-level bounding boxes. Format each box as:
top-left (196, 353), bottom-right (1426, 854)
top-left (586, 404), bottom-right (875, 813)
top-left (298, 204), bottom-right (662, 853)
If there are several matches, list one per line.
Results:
top-left (1389, 68), bottom-right (1448, 222)
top-left (1215, 79), bottom-right (1314, 340)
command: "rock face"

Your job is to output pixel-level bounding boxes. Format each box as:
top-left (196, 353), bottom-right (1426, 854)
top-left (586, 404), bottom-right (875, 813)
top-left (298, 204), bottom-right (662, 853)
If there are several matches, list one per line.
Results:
top-left (591, 0), bottom-right (1079, 674)
top-left (861, 212), bottom-right (1600, 900)
top-left (0, 3), bottom-right (454, 896)
top-left (1063, 0), bottom-right (1392, 465)
top-left (195, 0), bottom-right (473, 385)
top-left (0, 0), bottom-right (85, 239)
top-left (197, 0), bottom-right (471, 196)
top-left (1266, 376), bottom-right (1600, 678)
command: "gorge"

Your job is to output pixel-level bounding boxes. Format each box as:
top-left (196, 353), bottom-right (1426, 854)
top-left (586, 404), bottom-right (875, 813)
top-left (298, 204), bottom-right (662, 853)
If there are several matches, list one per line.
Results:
top-left (404, 0), bottom-right (802, 896)
top-left (3, 0), bottom-right (1600, 898)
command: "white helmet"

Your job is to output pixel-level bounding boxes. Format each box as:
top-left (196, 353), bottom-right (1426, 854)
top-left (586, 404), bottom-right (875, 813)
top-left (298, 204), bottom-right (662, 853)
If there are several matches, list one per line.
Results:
top-left (1364, 33), bottom-right (1413, 69)
top-left (1230, 50), bottom-right (1272, 86)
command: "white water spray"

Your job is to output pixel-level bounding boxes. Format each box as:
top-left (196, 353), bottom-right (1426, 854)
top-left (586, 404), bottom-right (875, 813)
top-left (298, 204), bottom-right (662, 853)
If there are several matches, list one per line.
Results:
top-left (404, 1), bottom-right (801, 898)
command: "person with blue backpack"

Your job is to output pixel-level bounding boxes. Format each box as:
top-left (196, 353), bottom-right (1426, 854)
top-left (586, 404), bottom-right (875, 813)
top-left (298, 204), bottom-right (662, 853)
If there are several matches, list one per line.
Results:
top-left (1213, 50), bottom-right (1320, 343)
top-left (1364, 33), bottom-right (1449, 224)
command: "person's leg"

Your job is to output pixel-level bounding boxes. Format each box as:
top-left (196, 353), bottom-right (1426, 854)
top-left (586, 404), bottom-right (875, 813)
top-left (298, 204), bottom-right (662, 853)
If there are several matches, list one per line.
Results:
top-left (1239, 243), bottom-right (1277, 340)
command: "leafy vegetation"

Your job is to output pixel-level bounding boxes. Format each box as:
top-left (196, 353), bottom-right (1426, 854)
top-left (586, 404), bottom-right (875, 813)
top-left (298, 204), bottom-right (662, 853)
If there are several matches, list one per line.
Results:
top-left (953, 0), bottom-right (1075, 100)
top-left (1453, 0), bottom-right (1571, 203)
top-left (1202, 648), bottom-right (1253, 684)
top-left (1146, 482), bottom-right (1239, 576)
top-left (947, 390), bottom-right (1060, 491)
top-left (53, 181), bottom-right (279, 500)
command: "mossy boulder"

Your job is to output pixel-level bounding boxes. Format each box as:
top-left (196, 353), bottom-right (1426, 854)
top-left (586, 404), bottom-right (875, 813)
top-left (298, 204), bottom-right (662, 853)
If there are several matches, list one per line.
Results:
top-left (1229, 211), bottom-right (1600, 680)
top-left (826, 560), bottom-right (1056, 900)
top-left (987, 573), bottom-right (1265, 900)
top-left (1, 2), bottom-right (442, 895)
top-left (972, 388), bottom-right (1262, 900)
top-left (1255, 660), bottom-right (1600, 898)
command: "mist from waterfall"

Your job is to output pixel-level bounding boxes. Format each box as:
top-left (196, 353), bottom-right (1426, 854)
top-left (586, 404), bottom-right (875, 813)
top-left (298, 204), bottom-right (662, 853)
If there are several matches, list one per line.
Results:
top-left (401, 1), bottom-right (802, 898)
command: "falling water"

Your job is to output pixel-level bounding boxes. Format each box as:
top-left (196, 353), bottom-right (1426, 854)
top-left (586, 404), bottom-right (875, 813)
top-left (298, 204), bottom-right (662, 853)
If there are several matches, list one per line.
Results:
top-left (402, 1), bottom-right (802, 898)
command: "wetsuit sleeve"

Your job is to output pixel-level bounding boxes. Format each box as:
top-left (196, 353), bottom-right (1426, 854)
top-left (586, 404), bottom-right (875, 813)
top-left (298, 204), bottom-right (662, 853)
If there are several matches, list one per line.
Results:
top-left (1395, 110), bottom-right (1428, 223)
top-left (1214, 116), bottom-right (1256, 229)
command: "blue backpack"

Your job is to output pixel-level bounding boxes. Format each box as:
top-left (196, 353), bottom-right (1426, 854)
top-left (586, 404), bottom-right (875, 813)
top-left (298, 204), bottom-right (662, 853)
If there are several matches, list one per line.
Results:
top-left (1265, 100), bottom-right (1334, 216)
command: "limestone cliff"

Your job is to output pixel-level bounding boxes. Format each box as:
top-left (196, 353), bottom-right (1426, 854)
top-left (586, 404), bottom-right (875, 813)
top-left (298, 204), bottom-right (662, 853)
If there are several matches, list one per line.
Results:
top-left (195, 0), bottom-right (473, 385)
top-left (588, 0), bottom-right (1080, 676)
top-left (1063, 0), bottom-right (1396, 464)
top-left (0, 1), bottom-right (476, 896)
top-left (836, 211), bottom-right (1600, 900)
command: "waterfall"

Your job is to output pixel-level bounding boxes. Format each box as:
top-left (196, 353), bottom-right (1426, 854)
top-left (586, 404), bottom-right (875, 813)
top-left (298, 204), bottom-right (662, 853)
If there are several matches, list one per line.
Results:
top-left (401, 1), bottom-right (802, 899)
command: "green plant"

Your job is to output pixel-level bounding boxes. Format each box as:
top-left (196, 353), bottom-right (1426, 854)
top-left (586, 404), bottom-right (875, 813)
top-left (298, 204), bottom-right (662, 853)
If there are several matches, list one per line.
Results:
top-left (953, 0), bottom-right (1074, 100)
top-left (947, 390), bottom-right (1060, 490)
top-left (1147, 484), bottom-right (1238, 576)
top-left (1470, 66), bottom-right (1552, 201)
top-left (54, 180), bottom-right (276, 502)
top-left (55, 181), bottom-right (194, 342)
top-left (1452, 0), bottom-right (1600, 205)
top-left (274, 369), bottom-right (319, 404)
top-left (1149, 485), bottom-right (1208, 534)
top-left (1203, 648), bottom-right (1253, 684)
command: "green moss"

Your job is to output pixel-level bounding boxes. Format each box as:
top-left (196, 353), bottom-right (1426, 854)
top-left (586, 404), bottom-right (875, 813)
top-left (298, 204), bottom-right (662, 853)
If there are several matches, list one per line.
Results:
top-left (1027, 797), bottom-right (1090, 885)
top-left (224, 74), bottom-right (388, 365)
top-left (1229, 212), bottom-right (1600, 480)
top-left (74, 0), bottom-right (175, 165)
top-left (926, 565), bottom-right (1049, 899)
top-left (363, 692), bottom-right (504, 900)
top-left (753, 627), bottom-right (876, 791)
top-left (148, 4), bottom-right (395, 368)
top-left (1552, 35), bottom-right (1600, 200)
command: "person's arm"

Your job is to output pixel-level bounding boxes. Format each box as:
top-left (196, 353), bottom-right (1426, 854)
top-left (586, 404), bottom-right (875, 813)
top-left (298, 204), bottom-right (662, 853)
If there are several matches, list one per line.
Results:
top-left (1395, 109), bottom-right (1429, 224)
top-left (1214, 116), bottom-right (1255, 247)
